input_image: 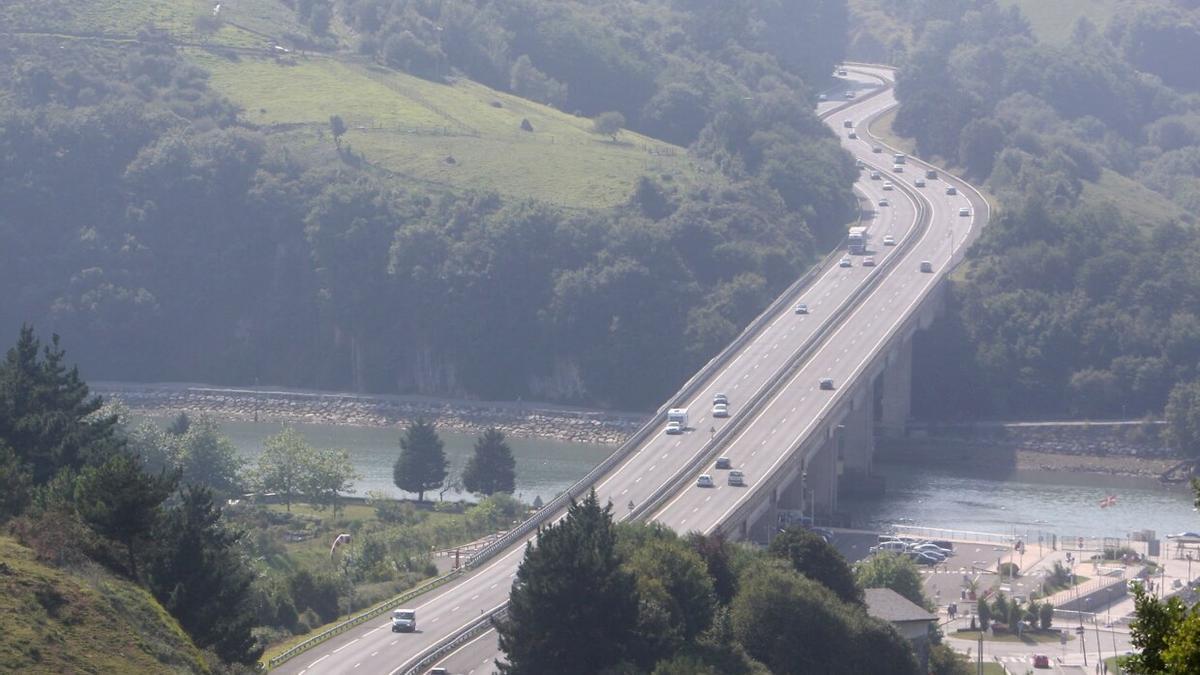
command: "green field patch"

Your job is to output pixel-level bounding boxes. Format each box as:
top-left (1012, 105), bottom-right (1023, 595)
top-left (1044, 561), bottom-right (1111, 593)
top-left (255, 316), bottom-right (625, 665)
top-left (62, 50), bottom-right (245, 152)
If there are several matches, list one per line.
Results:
top-left (1082, 169), bottom-right (1186, 228)
top-left (192, 52), bottom-right (698, 208)
top-left (1000, 0), bottom-right (1124, 44)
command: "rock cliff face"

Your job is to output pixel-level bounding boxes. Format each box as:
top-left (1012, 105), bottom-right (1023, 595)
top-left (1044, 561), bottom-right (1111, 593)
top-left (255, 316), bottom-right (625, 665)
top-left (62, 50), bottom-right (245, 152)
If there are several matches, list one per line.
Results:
top-left (94, 382), bottom-right (643, 445)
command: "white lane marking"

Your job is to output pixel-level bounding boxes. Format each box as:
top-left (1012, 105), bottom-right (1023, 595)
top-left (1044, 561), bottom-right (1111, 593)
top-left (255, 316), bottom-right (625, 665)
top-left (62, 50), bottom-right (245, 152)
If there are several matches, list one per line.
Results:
top-left (308, 655), bottom-right (330, 668)
top-left (490, 584), bottom-right (498, 590)
top-left (452, 606), bottom-right (460, 612)
top-left (471, 595), bottom-right (480, 600)
top-left (371, 651), bottom-right (379, 657)
top-left (332, 638), bottom-right (360, 654)
top-left (390, 640), bottom-right (398, 646)
top-left (354, 663), bottom-right (361, 669)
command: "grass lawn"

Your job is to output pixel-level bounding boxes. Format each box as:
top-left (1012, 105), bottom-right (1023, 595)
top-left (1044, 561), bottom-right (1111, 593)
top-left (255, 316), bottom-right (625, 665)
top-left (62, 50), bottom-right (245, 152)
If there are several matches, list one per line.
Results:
top-left (191, 50), bottom-right (701, 208)
top-left (956, 629), bottom-right (1071, 645)
top-left (981, 663), bottom-right (1006, 675)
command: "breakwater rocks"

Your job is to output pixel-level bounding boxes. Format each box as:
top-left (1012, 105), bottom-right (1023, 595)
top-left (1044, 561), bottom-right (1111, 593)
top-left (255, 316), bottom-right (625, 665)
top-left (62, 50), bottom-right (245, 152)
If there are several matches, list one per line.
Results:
top-left (93, 382), bottom-right (643, 445)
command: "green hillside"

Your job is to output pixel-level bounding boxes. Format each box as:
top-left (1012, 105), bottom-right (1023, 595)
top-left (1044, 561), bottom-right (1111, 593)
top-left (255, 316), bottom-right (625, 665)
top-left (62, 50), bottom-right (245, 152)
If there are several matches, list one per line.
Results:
top-left (190, 49), bottom-right (698, 208)
top-left (1000, 0), bottom-right (1123, 44)
top-left (0, 536), bottom-right (207, 674)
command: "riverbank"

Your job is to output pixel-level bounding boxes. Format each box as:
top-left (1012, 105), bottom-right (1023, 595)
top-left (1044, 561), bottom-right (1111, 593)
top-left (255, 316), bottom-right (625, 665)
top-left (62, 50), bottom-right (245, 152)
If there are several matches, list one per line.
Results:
top-left (878, 436), bottom-right (1180, 480)
top-left (93, 382), bottom-right (642, 445)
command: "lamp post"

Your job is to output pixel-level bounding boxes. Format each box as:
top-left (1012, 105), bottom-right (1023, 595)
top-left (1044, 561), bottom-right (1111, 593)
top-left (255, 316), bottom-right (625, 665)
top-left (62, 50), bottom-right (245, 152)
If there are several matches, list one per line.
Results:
top-left (801, 471), bottom-right (808, 525)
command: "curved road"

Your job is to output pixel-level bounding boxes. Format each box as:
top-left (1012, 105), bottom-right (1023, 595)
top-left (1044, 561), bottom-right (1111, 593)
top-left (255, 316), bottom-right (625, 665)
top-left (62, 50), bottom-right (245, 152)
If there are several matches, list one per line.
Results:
top-left (279, 64), bottom-right (985, 675)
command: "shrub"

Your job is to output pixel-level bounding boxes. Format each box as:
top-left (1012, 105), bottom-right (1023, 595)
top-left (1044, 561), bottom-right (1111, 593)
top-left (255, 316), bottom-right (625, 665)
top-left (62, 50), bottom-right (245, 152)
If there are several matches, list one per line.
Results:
top-left (998, 562), bottom-right (1020, 578)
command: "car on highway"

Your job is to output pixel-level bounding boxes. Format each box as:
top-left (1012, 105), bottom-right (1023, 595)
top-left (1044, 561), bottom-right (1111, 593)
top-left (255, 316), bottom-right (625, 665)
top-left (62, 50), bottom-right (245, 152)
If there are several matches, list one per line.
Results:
top-left (430, 669), bottom-right (448, 675)
top-left (839, 257), bottom-right (852, 267)
top-left (862, 257), bottom-right (876, 267)
top-left (856, 159), bottom-right (865, 168)
top-left (847, 131), bottom-right (857, 139)
top-left (696, 474), bottom-right (714, 488)
top-left (714, 456), bottom-right (732, 470)
top-left (872, 146), bottom-right (883, 153)
top-left (877, 198), bottom-right (889, 207)
top-left (728, 470), bottom-right (745, 487)
top-left (1032, 654), bottom-right (1050, 669)
top-left (958, 207), bottom-right (971, 216)
top-left (892, 164), bottom-right (903, 173)
top-left (844, 90), bottom-right (856, 99)
top-left (712, 402), bottom-right (729, 418)
top-left (914, 178), bottom-right (926, 187)
top-left (713, 392), bottom-right (728, 406)
top-left (392, 608), bottom-right (417, 633)
top-left (794, 302), bottom-right (809, 314)
top-left (838, 69), bottom-right (848, 76)
top-left (818, 93), bottom-right (827, 101)
top-left (843, 119), bottom-right (853, 128)
top-left (819, 377), bottom-right (835, 390)
top-left (869, 170), bottom-right (881, 180)
top-left (883, 234), bottom-right (896, 246)
top-left (945, 185), bottom-right (957, 195)
top-left (666, 421), bottom-right (683, 435)
top-left (882, 181), bottom-right (894, 190)
top-left (925, 169), bottom-right (938, 180)
top-left (920, 260), bottom-right (933, 273)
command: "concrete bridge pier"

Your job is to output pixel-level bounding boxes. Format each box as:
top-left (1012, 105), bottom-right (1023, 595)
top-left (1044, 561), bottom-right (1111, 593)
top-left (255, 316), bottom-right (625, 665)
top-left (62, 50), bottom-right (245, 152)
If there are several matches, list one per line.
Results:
top-left (877, 336), bottom-right (912, 438)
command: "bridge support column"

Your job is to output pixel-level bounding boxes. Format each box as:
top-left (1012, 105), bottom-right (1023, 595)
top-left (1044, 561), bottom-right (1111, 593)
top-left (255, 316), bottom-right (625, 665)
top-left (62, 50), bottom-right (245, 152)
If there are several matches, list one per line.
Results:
top-left (809, 432), bottom-right (838, 518)
top-left (878, 336), bottom-right (912, 438)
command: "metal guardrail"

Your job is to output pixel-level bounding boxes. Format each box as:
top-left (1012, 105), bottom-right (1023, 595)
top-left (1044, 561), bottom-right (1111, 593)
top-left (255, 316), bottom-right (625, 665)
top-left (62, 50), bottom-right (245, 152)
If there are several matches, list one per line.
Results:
top-left (400, 607), bottom-right (508, 675)
top-left (265, 569), bottom-right (464, 669)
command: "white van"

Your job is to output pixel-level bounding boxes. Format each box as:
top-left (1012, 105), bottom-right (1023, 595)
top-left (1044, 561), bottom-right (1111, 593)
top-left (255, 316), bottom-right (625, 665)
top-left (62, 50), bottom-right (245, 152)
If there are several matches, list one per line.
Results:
top-left (392, 608), bottom-right (416, 632)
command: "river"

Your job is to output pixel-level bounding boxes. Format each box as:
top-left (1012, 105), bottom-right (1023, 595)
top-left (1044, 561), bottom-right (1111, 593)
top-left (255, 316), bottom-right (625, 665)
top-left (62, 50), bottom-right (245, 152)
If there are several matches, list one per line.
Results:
top-left (165, 418), bottom-right (1198, 539)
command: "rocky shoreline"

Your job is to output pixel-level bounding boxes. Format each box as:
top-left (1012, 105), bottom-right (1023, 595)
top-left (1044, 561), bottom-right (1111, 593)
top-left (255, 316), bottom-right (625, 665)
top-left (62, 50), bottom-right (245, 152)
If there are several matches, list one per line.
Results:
top-left (93, 382), bottom-right (643, 445)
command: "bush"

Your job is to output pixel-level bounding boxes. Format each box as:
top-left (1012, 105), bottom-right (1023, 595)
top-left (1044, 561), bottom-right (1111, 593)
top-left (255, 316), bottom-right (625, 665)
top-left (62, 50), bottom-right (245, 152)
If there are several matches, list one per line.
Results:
top-left (998, 562), bottom-right (1020, 578)
top-left (295, 608), bottom-right (321, 634)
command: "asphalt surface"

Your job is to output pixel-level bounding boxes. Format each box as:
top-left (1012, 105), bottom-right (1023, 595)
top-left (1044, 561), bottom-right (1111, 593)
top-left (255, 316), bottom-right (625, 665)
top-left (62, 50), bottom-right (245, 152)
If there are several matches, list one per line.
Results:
top-left (280, 65), bottom-right (987, 675)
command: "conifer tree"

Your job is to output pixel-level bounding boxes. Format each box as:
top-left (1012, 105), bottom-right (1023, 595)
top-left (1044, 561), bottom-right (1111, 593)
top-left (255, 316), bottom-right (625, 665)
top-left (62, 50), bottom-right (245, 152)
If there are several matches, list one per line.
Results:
top-left (463, 427), bottom-right (516, 495)
top-left (393, 419), bottom-right (447, 502)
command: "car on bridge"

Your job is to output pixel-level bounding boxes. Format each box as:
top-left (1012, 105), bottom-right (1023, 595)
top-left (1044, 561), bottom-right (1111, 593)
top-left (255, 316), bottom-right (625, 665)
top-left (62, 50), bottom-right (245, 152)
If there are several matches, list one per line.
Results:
top-left (863, 257), bottom-right (876, 267)
top-left (872, 146), bottom-right (883, 154)
top-left (945, 185), bottom-right (957, 195)
top-left (883, 234), bottom-right (896, 246)
top-left (959, 207), bottom-right (971, 216)
top-left (920, 260), bottom-right (933, 273)
top-left (696, 474), bottom-right (714, 488)
top-left (712, 402), bottom-right (729, 418)
top-left (844, 90), bottom-right (855, 99)
top-left (666, 421), bottom-right (683, 435)
top-left (839, 257), bottom-right (852, 267)
top-left (848, 131), bottom-right (857, 139)
top-left (870, 170), bottom-right (881, 179)
top-left (914, 178), bottom-right (926, 187)
top-left (392, 609), bottom-right (417, 633)
top-left (877, 198), bottom-right (889, 207)
top-left (713, 393), bottom-right (728, 406)
top-left (714, 456), bottom-right (732, 470)
top-left (882, 181), bottom-right (894, 191)
top-left (728, 470), bottom-right (745, 487)
top-left (892, 164), bottom-right (903, 173)
top-left (819, 378), bottom-right (835, 390)
top-left (794, 302), bottom-right (809, 314)
top-left (925, 169), bottom-right (938, 179)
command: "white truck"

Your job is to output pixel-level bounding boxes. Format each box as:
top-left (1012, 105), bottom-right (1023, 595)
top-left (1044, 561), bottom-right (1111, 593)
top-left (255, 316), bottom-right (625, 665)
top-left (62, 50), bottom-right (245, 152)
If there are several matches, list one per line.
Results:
top-left (666, 408), bottom-right (688, 434)
top-left (392, 608), bottom-right (416, 632)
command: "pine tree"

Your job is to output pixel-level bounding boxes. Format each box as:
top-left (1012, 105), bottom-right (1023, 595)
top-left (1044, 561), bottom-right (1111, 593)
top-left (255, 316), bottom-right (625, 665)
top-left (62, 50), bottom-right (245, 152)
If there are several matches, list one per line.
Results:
top-left (148, 485), bottom-right (263, 664)
top-left (393, 419), bottom-right (447, 502)
top-left (0, 326), bottom-right (121, 484)
top-left (495, 490), bottom-right (639, 674)
top-left (74, 452), bottom-right (175, 578)
top-left (462, 427), bottom-right (516, 495)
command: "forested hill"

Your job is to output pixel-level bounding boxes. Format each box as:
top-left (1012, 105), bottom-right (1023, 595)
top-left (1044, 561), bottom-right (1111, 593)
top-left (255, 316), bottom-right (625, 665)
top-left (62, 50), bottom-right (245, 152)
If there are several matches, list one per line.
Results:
top-left (849, 0), bottom-right (1200, 423)
top-left (1, 0), bottom-right (852, 409)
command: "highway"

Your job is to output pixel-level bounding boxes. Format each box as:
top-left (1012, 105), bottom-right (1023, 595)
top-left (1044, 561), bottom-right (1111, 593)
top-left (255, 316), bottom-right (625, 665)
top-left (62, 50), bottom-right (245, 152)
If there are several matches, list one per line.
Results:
top-left (277, 64), bottom-right (983, 675)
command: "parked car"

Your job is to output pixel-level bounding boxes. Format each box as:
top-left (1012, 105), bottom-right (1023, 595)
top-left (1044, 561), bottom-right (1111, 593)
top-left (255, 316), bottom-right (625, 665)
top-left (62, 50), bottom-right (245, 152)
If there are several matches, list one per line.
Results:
top-left (910, 551), bottom-right (943, 565)
top-left (870, 540), bottom-right (907, 554)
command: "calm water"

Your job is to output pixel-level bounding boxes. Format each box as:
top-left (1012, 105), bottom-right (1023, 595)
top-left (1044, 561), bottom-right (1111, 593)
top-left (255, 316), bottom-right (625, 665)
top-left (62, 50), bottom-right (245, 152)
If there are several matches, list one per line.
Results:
top-left (155, 417), bottom-right (1199, 538)
top-left (147, 417), bottom-right (613, 503)
top-left (842, 462), bottom-right (1199, 540)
